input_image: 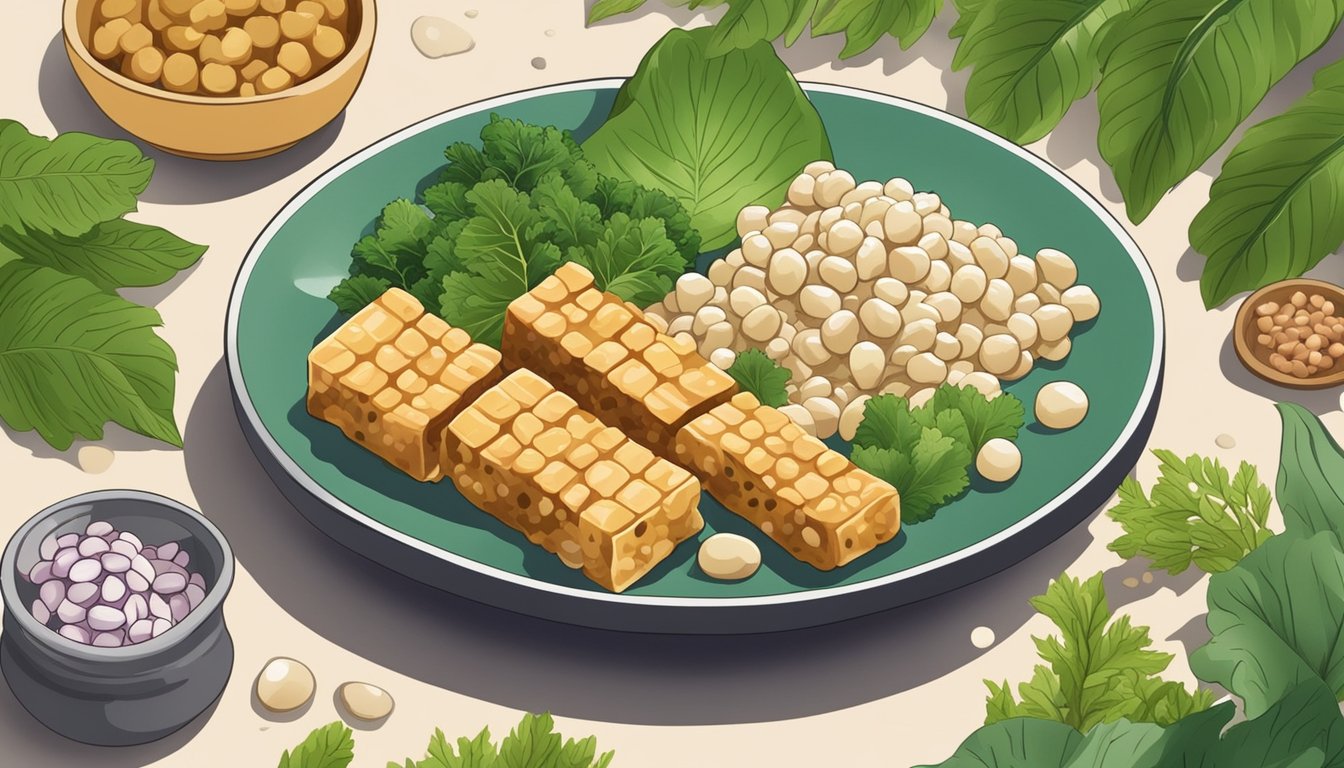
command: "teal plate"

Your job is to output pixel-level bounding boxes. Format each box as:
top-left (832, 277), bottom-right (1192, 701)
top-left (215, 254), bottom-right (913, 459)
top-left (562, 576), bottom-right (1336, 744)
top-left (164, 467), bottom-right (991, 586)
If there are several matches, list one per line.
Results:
top-left (226, 80), bottom-right (1163, 634)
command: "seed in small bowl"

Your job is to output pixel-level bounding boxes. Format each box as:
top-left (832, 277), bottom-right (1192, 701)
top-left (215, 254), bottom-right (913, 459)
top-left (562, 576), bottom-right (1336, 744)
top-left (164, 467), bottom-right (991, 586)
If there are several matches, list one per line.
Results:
top-left (21, 521), bottom-right (209, 647)
top-left (1253, 291), bottom-right (1343, 379)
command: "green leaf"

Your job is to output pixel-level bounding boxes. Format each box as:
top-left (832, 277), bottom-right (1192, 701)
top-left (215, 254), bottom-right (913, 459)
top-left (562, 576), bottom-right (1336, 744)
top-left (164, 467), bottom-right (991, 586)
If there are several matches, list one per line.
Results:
top-left (569, 214), bottom-right (684, 306)
top-left (477, 117), bottom-right (597, 198)
top-left (583, 26), bottom-right (833, 251)
top-left (1191, 59), bottom-right (1344, 308)
top-left (0, 262), bottom-right (180, 450)
top-left (498, 713), bottom-right (564, 768)
top-left (588, 0), bottom-right (650, 23)
top-left (949, 0), bottom-right (994, 38)
top-left (916, 717), bottom-right (1084, 768)
top-left (1275, 402), bottom-right (1344, 543)
top-left (0, 219), bottom-right (205, 292)
top-left (413, 726), bottom-right (498, 768)
top-left (1106, 450), bottom-right (1274, 575)
top-left (277, 722), bottom-right (354, 768)
top-left (852, 427), bottom-right (971, 523)
top-left (347, 199), bottom-right (434, 290)
top-left (1190, 531), bottom-right (1344, 718)
top-left (927, 384), bottom-right (1024, 451)
top-left (424, 181), bottom-right (473, 222)
top-left (725, 349), bottom-right (791, 407)
top-left (953, 0), bottom-right (1135, 144)
top-left (810, 0), bottom-right (938, 54)
top-left (987, 572), bottom-right (1207, 732)
top-left (0, 120), bottom-right (154, 237)
top-left (329, 274), bottom-right (392, 314)
top-left (1215, 679), bottom-right (1344, 768)
top-left (708, 0), bottom-right (817, 55)
top-left (439, 180), bottom-right (563, 347)
top-left (852, 393), bottom-right (923, 452)
top-left (1096, 0), bottom-right (1344, 224)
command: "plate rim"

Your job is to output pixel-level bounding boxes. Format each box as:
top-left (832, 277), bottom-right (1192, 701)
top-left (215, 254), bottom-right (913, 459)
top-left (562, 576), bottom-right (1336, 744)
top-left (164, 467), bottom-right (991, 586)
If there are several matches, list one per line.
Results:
top-left (224, 77), bottom-right (1165, 611)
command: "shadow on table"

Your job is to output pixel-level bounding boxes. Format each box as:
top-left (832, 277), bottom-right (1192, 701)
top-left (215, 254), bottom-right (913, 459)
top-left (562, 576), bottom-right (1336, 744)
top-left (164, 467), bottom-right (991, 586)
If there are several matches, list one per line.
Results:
top-left (185, 360), bottom-right (1097, 725)
top-left (0, 679), bottom-right (214, 766)
top-left (36, 32), bottom-right (344, 205)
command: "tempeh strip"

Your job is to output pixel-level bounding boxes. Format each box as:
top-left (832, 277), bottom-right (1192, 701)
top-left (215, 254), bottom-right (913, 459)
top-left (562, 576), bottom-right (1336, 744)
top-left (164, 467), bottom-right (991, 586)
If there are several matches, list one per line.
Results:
top-left (307, 288), bottom-right (503, 481)
top-left (501, 262), bottom-right (737, 460)
top-left (444, 369), bottom-right (704, 592)
top-left (674, 392), bottom-right (901, 570)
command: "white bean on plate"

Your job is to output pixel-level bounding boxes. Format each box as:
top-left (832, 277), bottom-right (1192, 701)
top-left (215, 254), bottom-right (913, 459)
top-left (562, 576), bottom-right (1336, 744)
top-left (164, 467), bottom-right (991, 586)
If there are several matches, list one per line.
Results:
top-left (645, 163), bottom-right (1100, 440)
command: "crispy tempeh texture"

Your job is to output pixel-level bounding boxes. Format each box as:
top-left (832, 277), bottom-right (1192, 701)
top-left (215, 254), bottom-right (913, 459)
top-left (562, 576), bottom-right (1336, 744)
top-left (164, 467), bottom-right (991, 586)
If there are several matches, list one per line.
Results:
top-left (501, 263), bottom-right (738, 460)
top-left (308, 289), bottom-right (503, 482)
top-left (674, 392), bottom-right (901, 570)
top-left (444, 369), bottom-right (704, 592)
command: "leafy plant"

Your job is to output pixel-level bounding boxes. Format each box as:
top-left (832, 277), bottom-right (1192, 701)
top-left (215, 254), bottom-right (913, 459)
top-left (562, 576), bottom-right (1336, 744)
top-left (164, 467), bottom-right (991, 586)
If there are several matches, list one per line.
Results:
top-left (278, 722), bottom-right (355, 768)
top-left (923, 679), bottom-right (1344, 768)
top-left (593, 0), bottom-right (1344, 307)
top-left (1106, 449), bottom-right (1274, 575)
top-left (0, 120), bottom-right (203, 450)
top-left (587, 0), bottom-right (940, 58)
top-left (329, 115), bottom-right (699, 346)
top-left (280, 713), bottom-right (612, 768)
top-left (1191, 59), bottom-right (1344, 309)
top-left (983, 572), bottom-right (1212, 731)
top-left (929, 403), bottom-right (1344, 766)
top-left (850, 384), bottom-right (1024, 523)
top-left (582, 26), bottom-right (833, 251)
top-left (725, 349), bottom-right (791, 407)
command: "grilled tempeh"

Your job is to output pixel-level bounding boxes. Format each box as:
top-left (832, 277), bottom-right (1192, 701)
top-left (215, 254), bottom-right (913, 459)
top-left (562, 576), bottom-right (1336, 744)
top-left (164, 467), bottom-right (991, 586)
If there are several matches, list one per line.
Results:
top-left (444, 369), bottom-right (704, 592)
top-left (674, 392), bottom-right (901, 570)
top-left (501, 262), bottom-right (738, 461)
top-left (308, 288), bottom-right (503, 481)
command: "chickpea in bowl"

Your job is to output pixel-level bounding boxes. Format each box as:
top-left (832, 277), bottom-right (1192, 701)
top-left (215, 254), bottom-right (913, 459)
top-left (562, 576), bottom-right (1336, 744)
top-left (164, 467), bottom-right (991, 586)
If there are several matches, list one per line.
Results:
top-left (63, 0), bottom-right (376, 159)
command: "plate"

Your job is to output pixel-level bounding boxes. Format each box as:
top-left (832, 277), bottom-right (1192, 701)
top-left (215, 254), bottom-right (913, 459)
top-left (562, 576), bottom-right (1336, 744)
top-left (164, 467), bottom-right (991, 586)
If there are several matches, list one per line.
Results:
top-left (226, 80), bottom-right (1163, 634)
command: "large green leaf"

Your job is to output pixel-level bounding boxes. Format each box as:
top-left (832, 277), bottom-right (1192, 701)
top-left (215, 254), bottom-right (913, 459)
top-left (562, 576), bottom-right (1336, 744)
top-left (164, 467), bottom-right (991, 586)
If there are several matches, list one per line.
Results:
top-left (0, 219), bottom-right (205, 292)
top-left (949, 0), bottom-right (994, 38)
top-left (1191, 60), bottom-right (1344, 308)
top-left (0, 262), bottom-right (180, 450)
top-left (1190, 532), bottom-right (1344, 718)
top-left (1096, 0), bottom-right (1344, 224)
top-left (0, 120), bottom-right (154, 237)
top-left (707, 0), bottom-right (818, 54)
top-left (582, 27), bottom-right (833, 250)
top-left (1276, 402), bottom-right (1344, 543)
top-left (812, 0), bottom-right (940, 55)
top-left (1214, 679), bottom-right (1344, 768)
top-left (952, 0), bottom-right (1134, 144)
top-left (918, 706), bottom-right (1231, 768)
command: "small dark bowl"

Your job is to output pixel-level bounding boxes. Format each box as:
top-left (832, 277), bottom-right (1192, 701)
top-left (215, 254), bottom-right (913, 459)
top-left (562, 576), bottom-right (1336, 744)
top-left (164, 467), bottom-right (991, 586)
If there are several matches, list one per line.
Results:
top-left (0, 490), bottom-right (235, 746)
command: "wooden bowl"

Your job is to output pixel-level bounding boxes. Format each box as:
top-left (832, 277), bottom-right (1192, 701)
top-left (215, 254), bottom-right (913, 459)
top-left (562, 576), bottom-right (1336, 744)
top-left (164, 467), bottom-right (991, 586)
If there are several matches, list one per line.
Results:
top-left (62, 0), bottom-right (375, 160)
top-left (1234, 278), bottom-right (1344, 389)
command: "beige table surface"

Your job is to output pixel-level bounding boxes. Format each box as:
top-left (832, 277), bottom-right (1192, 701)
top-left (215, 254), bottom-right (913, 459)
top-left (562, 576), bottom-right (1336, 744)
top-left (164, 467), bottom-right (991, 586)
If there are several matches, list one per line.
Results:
top-left (4, 2), bottom-right (1344, 766)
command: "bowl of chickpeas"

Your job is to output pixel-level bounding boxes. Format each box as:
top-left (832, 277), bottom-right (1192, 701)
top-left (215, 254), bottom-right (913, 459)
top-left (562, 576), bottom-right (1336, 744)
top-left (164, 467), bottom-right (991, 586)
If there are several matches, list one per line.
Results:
top-left (63, 0), bottom-right (375, 160)
top-left (1234, 278), bottom-right (1344, 389)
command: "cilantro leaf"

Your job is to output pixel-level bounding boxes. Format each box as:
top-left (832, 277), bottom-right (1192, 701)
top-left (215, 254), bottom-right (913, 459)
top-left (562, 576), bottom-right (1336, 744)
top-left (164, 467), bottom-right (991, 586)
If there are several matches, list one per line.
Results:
top-left (725, 349), bottom-right (791, 407)
top-left (344, 199), bottom-right (433, 289)
top-left (985, 572), bottom-right (1209, 732)
top-left (424, 181), bottom-right (473, 222)
top-left (570, 213), bottom-right (684, 306)
top-left (852, 393), bottom-right (924, 452)
top-left (329, 274), bottom-right (392, 314)
top-left (411, 726), bottom-right (498, 768)
top-left (1107, 450), bottom-right (1274, 575)
top-left (477, 116), bottom-right (597, 198)
top-left (620, 181), bottom-right (701, 266)
top-left (277, 722), bottom-right (354, 768)
top-left (496, 713), bottom-right (613, 768)
top-left (439, 180), bottom-right (563, 346)
top-left (928, 384), bottom-right (1024, 451)
top-left (852, 427), bottom-right (971, 524)
top-left (532, 172), bottom-right (605, 252)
